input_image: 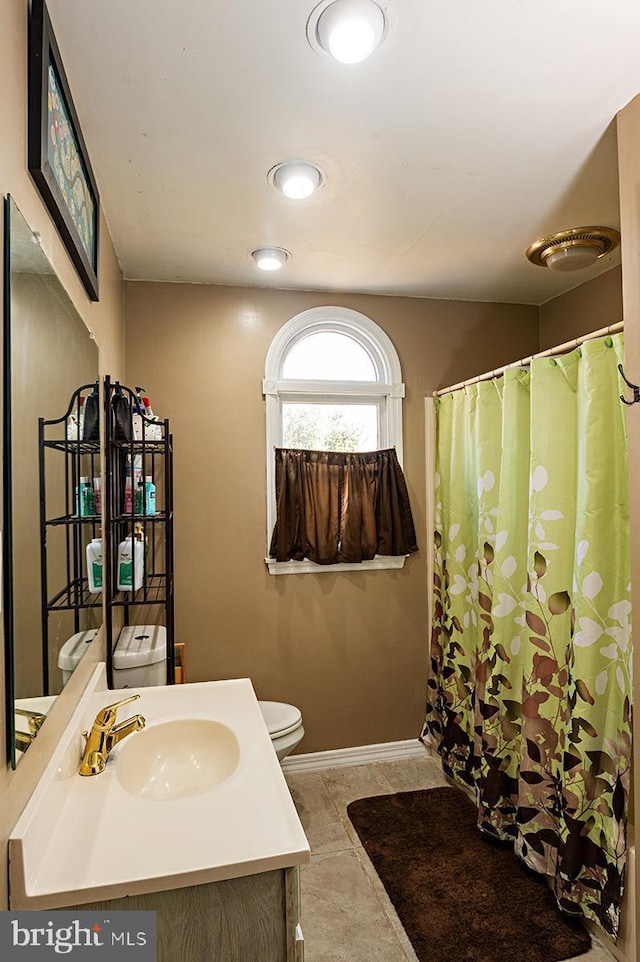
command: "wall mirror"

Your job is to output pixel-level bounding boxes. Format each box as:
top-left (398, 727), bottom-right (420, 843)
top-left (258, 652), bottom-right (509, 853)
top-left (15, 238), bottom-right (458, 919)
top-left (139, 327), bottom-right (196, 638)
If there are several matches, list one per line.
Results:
top-left (3, 195), bottom-right (101, 768)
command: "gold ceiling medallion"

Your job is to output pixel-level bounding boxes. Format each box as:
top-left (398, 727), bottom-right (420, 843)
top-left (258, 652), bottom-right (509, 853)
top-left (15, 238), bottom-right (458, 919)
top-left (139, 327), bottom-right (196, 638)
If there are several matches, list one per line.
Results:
top-left (525, 226), bottom-right (621, 272)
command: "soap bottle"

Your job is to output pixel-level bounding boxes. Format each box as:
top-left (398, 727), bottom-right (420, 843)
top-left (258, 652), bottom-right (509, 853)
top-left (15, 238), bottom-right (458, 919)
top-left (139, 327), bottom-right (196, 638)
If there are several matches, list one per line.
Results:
top-left (135, 523), bottom-right (149, 563)
top-left (116, 533), bottom-right (145, 592)
top-left (86, 536), bottom-right (103, 593)
top-left (135, 478), bottom-right (145, 514)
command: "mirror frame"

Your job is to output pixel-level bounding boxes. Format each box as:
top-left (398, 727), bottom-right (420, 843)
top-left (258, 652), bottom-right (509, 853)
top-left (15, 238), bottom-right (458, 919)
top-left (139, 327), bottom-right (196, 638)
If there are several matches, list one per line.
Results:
top-left (3, 196), bottom-right (16, 767)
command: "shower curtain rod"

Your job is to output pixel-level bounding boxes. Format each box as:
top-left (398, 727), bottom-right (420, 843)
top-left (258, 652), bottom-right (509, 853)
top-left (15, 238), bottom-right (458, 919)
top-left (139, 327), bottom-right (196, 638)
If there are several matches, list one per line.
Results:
top-left (434, 320), bottom-right (624, 397)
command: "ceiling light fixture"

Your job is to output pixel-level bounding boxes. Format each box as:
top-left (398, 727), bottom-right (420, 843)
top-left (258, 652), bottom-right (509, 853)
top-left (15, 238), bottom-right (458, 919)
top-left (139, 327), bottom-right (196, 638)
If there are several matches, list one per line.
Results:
top-left (272, 162), bottom-right (323, 199)
top-left (308, 0), bottom-right (386, 64)
top-left (525, 226), bottom-right (621, 273)
top-left (251, 247), bottom-right (290, 271)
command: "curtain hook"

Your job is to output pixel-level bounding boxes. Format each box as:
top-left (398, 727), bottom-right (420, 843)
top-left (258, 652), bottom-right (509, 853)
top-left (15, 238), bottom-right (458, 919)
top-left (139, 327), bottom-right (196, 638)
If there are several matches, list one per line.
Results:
top-left (618, 364), bottom-right (640, 405)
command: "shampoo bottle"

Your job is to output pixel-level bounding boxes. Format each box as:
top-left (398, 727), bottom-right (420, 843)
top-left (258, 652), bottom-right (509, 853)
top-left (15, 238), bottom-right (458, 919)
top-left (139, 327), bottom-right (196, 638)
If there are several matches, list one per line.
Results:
top-left (124, 465), bottom-right (134, 514)
top-left (135, 479), bottom-right (145, 514)
top-left (93, 477), bottom-right (102, 516)
top-left (144, 476), bottom-right (156, 514)
top-left (78, 477), bottom-right (95, 517)
top-left (123, 457), bottom-right (142, 514)
top-left (86, 537), bottom-right (103, 593)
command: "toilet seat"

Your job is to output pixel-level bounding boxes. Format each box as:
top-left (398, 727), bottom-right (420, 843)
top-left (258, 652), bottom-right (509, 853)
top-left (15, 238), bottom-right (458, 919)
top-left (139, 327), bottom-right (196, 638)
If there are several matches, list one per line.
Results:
top-left (259, 701), bottom-right (302, 738)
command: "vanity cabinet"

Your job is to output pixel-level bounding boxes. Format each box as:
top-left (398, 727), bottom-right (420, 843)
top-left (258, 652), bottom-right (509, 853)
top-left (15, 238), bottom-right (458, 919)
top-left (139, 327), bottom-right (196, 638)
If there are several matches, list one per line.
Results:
top-left (67, 866), bottom-right (304, 962)
top-left (38, 383), bottom-right (102, 695)
top-left (103, 377), bottom-right (175, 687)
top-left (9, 674), bottom-right (310, 953)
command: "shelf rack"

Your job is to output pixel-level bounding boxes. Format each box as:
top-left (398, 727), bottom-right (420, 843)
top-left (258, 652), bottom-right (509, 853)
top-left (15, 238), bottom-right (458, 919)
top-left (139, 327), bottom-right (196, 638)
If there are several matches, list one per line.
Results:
top-left (103, 376), bottom-right (175, 687)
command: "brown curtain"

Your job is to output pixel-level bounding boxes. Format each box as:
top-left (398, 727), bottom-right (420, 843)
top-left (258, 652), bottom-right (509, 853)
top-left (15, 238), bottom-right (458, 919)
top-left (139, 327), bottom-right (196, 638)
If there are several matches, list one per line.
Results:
top-left (269, 448), bottom-right (419, 565)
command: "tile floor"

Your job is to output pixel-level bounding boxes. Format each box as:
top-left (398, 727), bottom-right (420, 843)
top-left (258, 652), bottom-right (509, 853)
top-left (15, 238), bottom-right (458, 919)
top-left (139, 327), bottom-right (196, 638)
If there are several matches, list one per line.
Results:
top-left (285, 751), bottom-right (616, 962)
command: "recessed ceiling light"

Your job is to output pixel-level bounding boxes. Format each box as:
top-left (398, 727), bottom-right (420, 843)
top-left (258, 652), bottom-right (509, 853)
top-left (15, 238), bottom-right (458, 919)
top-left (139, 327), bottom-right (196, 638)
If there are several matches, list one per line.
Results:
top-left (525, 227), bottom-right (621, 273)
top-left (272, 162), bottom-right (323, 199)
top-left (251, 247), bottom-right (290, 271)
top-left (308, 0), bottom-right (386, 64)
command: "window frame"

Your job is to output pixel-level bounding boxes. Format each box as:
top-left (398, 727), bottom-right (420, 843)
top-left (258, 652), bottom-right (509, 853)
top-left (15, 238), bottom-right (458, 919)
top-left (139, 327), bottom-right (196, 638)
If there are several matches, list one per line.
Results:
top-left (263, 306), bottom-right (406, 575)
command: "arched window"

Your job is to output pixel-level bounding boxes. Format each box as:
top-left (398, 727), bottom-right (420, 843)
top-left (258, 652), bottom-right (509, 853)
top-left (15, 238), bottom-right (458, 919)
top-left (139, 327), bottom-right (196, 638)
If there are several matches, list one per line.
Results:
top-left (263, 306), bottom-right (408, 574)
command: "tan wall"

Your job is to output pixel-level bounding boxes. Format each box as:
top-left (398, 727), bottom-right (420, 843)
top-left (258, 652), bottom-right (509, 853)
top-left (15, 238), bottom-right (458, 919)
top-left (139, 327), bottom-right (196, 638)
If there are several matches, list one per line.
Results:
top-left (539, 266), bottom-right (623, 350)
top-left (0, 0), bottom-right (126, 911)
top-left (616, 95), bottom-right (640, 962)
top-left (125, 282), bottom-right (539, 754)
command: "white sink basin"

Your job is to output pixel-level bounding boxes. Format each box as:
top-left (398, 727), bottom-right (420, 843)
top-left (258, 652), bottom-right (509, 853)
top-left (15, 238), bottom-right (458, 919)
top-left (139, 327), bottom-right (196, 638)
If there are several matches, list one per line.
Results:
top-left (9, 671), bottom-right (310, 909)
top-left (116, 718), bottom-right (240, 800)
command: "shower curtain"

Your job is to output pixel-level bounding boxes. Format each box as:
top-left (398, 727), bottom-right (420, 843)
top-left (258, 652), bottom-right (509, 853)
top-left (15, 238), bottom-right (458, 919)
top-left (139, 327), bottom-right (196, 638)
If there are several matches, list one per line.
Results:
top-left (423, 333), bottom-right (632, 939)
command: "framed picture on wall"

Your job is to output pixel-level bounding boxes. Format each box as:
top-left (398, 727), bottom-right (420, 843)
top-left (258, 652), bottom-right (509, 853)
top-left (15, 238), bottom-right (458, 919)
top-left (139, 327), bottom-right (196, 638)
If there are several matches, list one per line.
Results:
top-left (28, 0), bottom-right (100, 301)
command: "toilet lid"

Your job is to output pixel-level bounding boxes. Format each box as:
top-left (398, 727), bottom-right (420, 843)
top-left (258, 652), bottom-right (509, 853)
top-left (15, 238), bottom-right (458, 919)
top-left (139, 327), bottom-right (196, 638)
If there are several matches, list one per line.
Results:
top-left (259, 701), bottom-right (302, 738)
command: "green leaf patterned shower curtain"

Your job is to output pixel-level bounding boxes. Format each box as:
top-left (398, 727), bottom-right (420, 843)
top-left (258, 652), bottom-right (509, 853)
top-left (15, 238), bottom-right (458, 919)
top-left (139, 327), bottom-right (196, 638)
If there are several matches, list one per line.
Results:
top-left (424, 334), bottom-right (631, 939)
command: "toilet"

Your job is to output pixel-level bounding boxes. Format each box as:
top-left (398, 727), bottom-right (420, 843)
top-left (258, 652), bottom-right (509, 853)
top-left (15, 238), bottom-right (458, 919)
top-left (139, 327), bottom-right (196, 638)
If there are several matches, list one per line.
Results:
top-left (112, 625), bottom-right (167, 688)
top-left (59, 624), bottom-right (304, 760)
top-left (258, 700), bottom-right (305, 761)
top-left (58, 628), bottom-right (100, 684)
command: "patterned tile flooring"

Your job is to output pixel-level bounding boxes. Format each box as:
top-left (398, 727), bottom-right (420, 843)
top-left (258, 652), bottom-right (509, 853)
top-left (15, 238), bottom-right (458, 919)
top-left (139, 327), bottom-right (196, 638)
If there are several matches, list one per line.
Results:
top-left (285, 752), bottom-right (616, 962)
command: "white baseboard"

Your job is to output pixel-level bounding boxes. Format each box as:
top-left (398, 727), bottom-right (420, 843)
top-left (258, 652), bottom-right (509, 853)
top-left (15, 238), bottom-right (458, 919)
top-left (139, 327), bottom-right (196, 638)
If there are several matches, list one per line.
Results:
top-left (281, 738), bottom-right (430, 774)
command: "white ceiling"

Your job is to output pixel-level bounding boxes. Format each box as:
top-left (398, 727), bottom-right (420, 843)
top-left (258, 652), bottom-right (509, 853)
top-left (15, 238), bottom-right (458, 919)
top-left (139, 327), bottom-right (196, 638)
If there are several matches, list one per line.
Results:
top-left (47, 0), bottom-right (640, 305)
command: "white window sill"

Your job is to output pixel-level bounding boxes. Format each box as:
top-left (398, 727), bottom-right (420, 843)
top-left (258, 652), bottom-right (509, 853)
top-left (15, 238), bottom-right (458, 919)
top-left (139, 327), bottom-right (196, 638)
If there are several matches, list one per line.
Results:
top-left (265, 555), bottom-right (408, 575)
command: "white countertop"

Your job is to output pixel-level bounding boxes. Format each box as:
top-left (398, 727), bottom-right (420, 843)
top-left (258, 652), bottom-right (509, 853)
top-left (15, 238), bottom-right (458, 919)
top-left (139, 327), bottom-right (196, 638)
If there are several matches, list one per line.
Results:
top-left (9, 667), bottom-right (310, 909)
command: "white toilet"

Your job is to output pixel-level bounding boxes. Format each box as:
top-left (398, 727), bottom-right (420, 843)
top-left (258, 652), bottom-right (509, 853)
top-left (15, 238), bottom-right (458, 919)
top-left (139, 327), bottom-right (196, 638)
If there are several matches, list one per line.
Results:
top-left (58, 628), bottom-right (100, 684)
top-left (258, 700), bottom-right (305, 761)
top-left (112, 625), bottom-right (167, 687)
top-left (60, 624), bottom-right (304, 761)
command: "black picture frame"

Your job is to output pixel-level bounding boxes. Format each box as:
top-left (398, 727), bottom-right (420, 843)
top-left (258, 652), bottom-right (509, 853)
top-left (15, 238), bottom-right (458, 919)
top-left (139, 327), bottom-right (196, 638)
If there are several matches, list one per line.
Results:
top-left (28, 0), bottom-right (100, 301)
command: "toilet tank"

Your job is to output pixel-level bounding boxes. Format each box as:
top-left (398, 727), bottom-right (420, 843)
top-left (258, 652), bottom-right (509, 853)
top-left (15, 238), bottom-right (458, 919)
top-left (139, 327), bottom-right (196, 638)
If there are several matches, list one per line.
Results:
top-left (58, 629), bottom-right (100, 684)
top-left (112, 625), bottom-right (167, 688)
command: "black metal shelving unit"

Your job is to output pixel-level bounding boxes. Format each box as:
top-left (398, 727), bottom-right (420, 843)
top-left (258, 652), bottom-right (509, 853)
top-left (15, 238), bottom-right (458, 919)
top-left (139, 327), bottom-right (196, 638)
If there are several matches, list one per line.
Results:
top-left (103, 376), bottom-right (175, 688)
top-left (39, 383), bottom-right (101, 694)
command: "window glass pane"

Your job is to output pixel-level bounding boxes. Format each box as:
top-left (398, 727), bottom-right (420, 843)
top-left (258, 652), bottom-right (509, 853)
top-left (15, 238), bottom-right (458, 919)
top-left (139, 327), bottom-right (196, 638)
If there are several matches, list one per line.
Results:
top-left (282, 403), bottom-right (379, 451)
top-left (282, 332), bottom-right (376, 380)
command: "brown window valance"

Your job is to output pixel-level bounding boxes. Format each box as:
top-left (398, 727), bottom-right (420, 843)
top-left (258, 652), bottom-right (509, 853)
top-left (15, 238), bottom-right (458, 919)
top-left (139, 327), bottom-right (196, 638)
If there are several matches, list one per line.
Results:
top-left (269, 447), bottom-right (419, 565)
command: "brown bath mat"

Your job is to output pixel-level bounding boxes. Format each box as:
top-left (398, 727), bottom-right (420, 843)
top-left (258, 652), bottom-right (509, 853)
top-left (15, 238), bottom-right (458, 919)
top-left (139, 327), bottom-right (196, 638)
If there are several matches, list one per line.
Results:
top-left (346, 786), bottom-right (592, 962)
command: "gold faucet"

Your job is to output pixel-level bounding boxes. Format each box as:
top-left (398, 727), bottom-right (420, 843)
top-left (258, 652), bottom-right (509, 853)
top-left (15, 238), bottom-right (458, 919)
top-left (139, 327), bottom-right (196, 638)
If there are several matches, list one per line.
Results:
top-left (79, 694), bottom-right (146, 776)
top-left (15, 708), bottom-right (48, 734)
top-left (15, 730), bottom-right (36, 754)
top-left (14, 709), bottom-right (48, 754)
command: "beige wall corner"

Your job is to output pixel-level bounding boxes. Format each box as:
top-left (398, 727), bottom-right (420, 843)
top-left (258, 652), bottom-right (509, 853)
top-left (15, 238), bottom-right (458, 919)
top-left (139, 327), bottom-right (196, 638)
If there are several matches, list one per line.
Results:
top-left (616, 93), bottom-right (640, 962)
top-left (539, 265), bottom-right (623, 350)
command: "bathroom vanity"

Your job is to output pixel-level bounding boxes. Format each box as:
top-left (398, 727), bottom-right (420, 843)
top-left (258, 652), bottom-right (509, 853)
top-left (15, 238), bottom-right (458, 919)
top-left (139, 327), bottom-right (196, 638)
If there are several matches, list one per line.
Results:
top-left (9, 669), bottom-right (309, 961)
top-left (61, 869), bottom-right (303, 961)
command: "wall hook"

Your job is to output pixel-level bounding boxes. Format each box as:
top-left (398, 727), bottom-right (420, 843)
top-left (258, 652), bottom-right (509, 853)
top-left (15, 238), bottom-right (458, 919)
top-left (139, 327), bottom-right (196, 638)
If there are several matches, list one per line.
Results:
top-left (618, 364), bottom-right (640, 405)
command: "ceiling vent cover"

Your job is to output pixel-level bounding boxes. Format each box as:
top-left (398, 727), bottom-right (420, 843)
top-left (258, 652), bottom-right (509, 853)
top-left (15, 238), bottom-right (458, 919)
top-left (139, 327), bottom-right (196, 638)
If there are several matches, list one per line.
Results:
top-left (526, 226), bottom-right (621, 272)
